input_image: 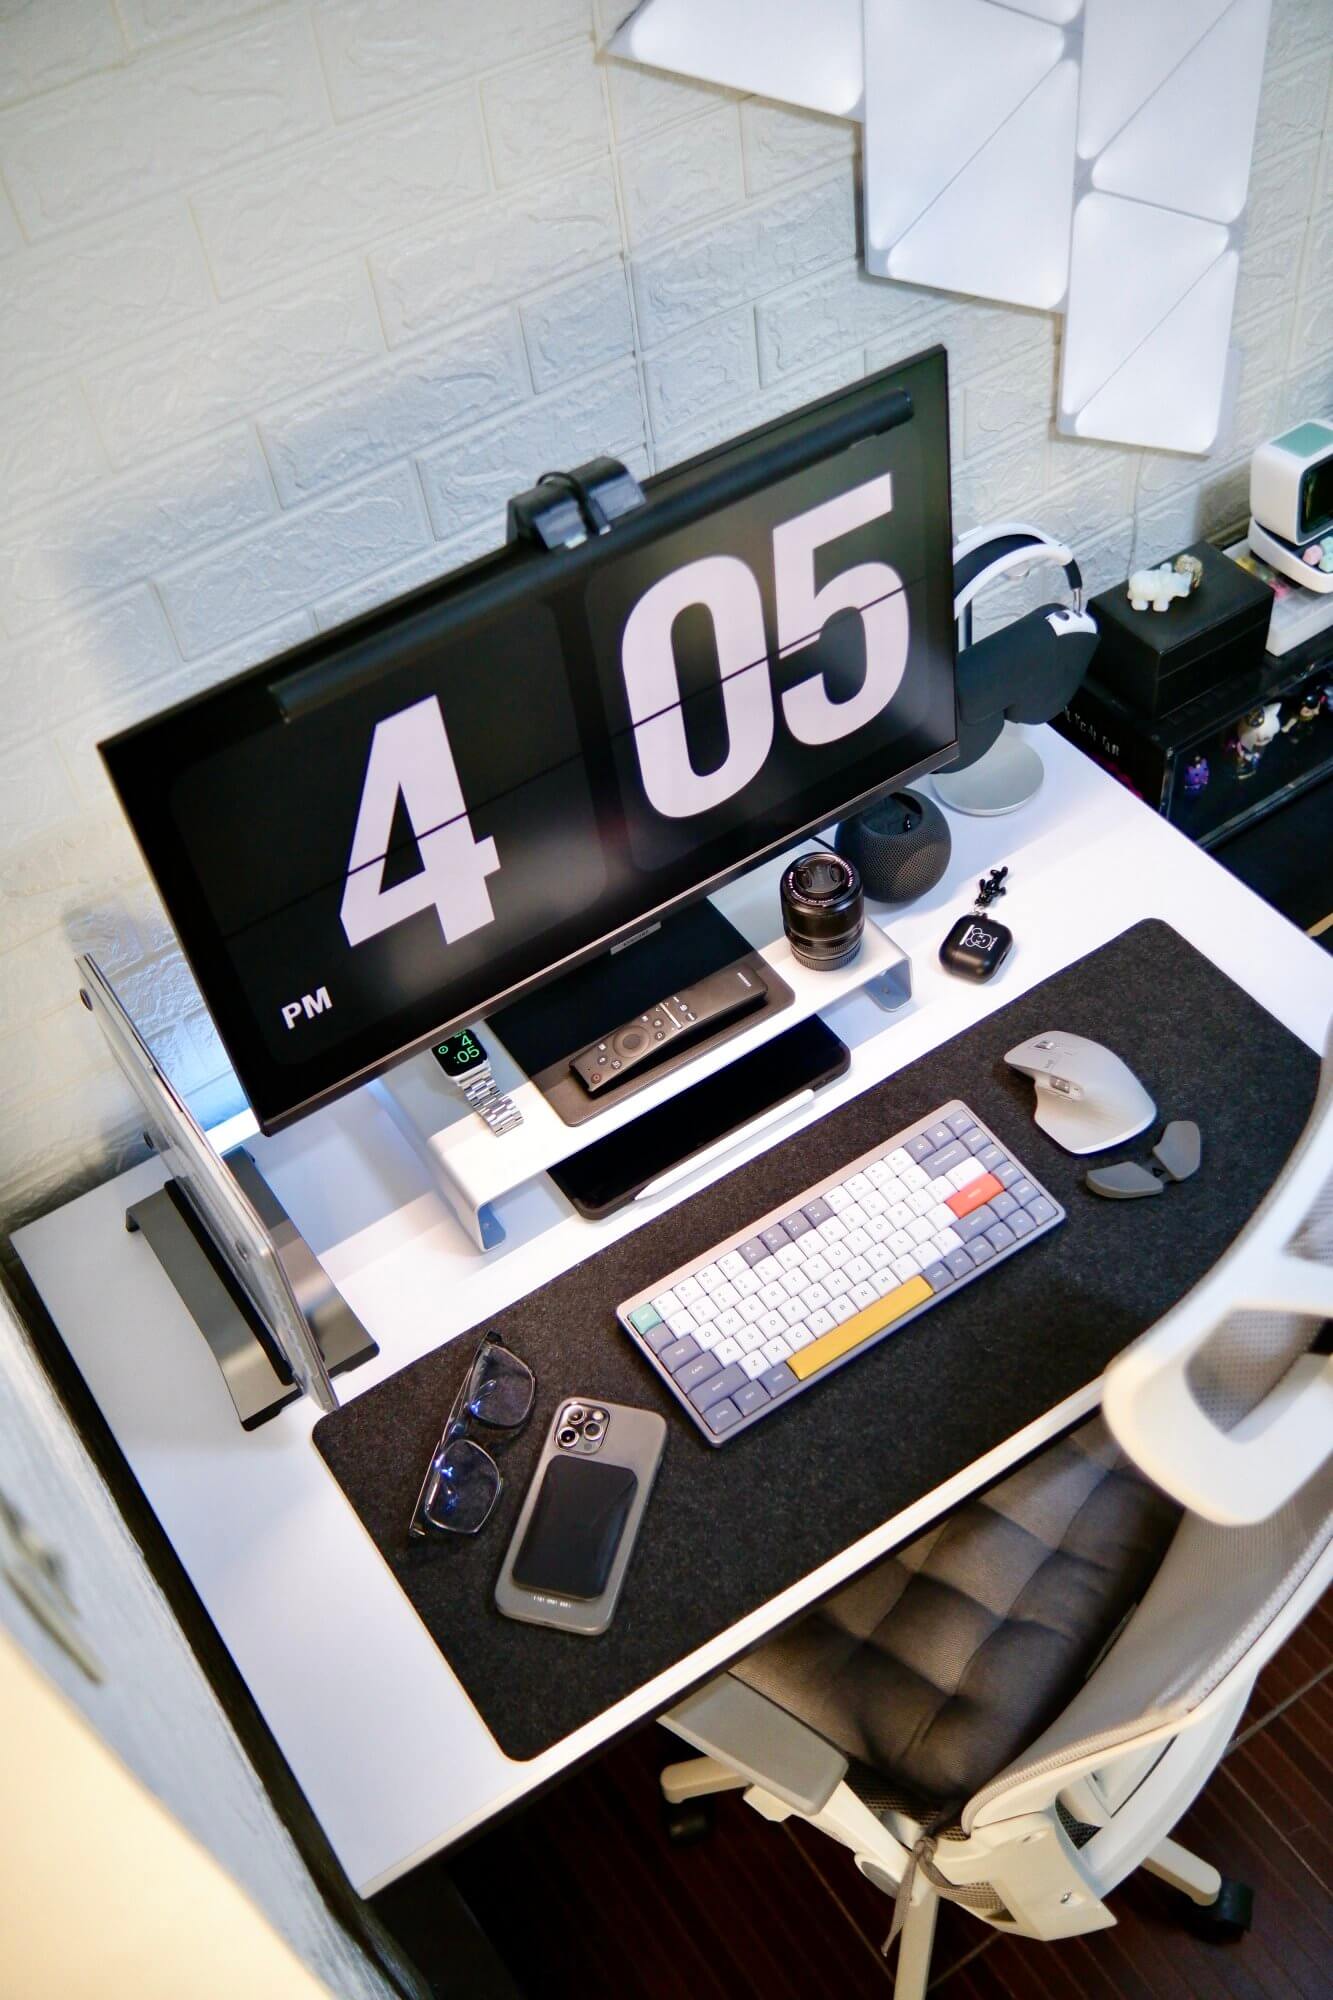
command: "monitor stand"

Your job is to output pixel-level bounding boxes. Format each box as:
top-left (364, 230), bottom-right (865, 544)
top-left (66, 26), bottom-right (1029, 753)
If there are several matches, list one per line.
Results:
top-left (488, 900), bottom-right (794, 1129)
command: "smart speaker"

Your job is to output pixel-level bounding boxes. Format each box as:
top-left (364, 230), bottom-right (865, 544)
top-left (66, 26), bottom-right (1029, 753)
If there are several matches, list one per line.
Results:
top-left (834, 789), bottom-right (951, 905)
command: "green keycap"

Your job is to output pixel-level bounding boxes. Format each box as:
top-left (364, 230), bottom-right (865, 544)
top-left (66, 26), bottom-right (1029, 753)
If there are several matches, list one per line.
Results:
top-left (629, 1303), bottom-right (662, 1335)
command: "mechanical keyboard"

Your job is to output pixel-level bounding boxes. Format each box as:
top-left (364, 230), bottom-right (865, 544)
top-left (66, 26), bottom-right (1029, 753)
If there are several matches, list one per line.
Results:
top-left (617, 1098), bottom-right (1064, 1445)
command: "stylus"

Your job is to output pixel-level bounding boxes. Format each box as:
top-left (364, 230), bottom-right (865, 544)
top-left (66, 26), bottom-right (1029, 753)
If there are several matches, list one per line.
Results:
top-left (570, 967), bottom-right (768, 1095)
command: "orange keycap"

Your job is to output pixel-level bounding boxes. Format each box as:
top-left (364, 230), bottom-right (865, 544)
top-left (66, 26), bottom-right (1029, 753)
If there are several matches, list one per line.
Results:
top-left (947, 1172), bottom-right (1004, 1220)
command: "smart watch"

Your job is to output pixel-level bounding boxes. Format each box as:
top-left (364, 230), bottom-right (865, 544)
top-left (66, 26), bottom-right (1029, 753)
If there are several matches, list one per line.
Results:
top-left (431, 1030), bottom-right (523, 1135)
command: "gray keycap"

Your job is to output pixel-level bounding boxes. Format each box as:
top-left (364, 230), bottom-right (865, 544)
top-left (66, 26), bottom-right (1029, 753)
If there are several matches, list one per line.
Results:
top-left (733, 1380), bottom-right (771, 1417)
top-left (1011, 1178), bottom-right (1037, 1205)
top-left (760, 1362), bottom-right (798, 1397)
top-left (1007, 1207), bottom-right (1035, 1238)
top-left (977, 1143), bottom-right (1005, 1171)
top-left (783, 1209), bottom-right (815, 1239)
top-left (990, 1190), bottom-right (1018, 1221)
top-left (920, 1138), bottom-right (968, 1178)
top-left (920, 1260), bottom-right (954, 1291)
top-left (738, 1237), bottom-right (770, 1267)
top-left (905, 1132), bottom-right (935, 1162)
top-left (926, 1121), bottom-right (952, 1149)
top-left (761, 1223), bottom-right (792, 1254)
top-left (967, 1234), bottom-right (995, 1263)
top-left (677, 1352), bottom-right (722, 1395)
top-left (1028, 1196), bottom-right (1057, 1225)
top-left (946, 1111), bottom-right (974, 1137)
top-left (985, 1222), bottom-right (1016, 1253)
top-left (964, 1128), bottom-right (990, 1155)
top-left (691, 1362), bottom-right (747, 1410)
top-left (956, 1206), bottom-right (997, 1241)
top-left (801, 1196), bottom-right (834, 1227)
top-left (945, 1248), bottom-right (975, 1279)
top-left (642, 1319), bottom-right (679, 1355)
top-left (704, 1398), bottom-right (743, 1434)
top-left (994, 1161), bottom-right (1021, 1188)
top-left (659, 1333), bottom-right (700, 1373)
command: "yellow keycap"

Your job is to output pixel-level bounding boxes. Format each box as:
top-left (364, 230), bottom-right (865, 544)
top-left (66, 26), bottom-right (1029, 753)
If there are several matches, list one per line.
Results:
top-left (787, 1275), bottom-right (933, 1380)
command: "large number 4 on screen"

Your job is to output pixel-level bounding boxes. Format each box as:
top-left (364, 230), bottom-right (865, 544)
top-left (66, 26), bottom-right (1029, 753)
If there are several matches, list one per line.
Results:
top-left (340, 696), bottom-right (501, 950)
top-left (621, 472), bottom-right (907, 819)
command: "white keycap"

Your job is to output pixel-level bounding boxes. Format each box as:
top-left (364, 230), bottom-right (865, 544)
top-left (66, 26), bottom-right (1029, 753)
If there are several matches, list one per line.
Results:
top-left (738, 1324), bottom-right (766, 1353)
top-left (824, 1240), bottom-right (851, 1270)
top-left (887, 1230), bottom-right (915, 1257)
top-left (779, 1297), bottom-right (808, 1328)
top-left (865, 1163), bottom-right (893, 1189)
top-left (879, 1177), bottom-right (907, 1205)
top-left (825, 1185), bottom-right (853, 1211)
top-left (818, 1217), bottom-right (848, 1244)
top-left (830, 1295), bottom-right (858, 1324)
top-left (742, 1351), bottom-right (769, 1380)
top-left (901, 1163), bottom-right (929, 1191)
top-left (776, 1242), bottom-right (806, 1271)
top-left (928, 1177), bottom-right (954, 1204)
top-left (843, 1226), bottom-right (871, 1255)
top-left (841, 1203), bottom-right (868, 1229)
top-left (697, 1263), bottom-right (725, 1293)
top-left (713, 1280), bottom-right (740, 1309)
top-left (891, 1254), bottom-right (921, 1282)
top-left (908, 1188), bottom-right (935, 1218)
top-left (780, 1268), bottom-right (808, 1299)
top-left (676, 1276), bottom-right (703, 1304)
top-left (803, 1282), bottom-right (831, 1309)
top-left (866, 1216), bottom-right (892, 1244)
top-left (739, 1297), bottom-right (765, 1324)
top-left (692, 1295), bottom-right (719, 1323)
top-left (693, 1323), bottom-right (721, 1351)
top-left (908, 1217), bottom-right (935, 1247)
top-left (948, 1157), bottom-right (985, 1191)
top-left (759, 1310), bottom-right (788, 1339)
top-left (755, 1255), bottom-right (784, 1285)
top-left (762, 1334), bottom-right (792, 1364)
top-left (714, 1336), bottom-right (744, 1366)
top-left (873, 1270), bottom-right (899, 1296)
top-left (733, 1268), bottom-right (760, 1298)
top-left (667, 1310), bottom-right (698, 1337)
top-left (866, 1244), bottom-right (893, 1272)
top-left (787, 1324), bottom-right (814, 1351)
top-left (802, 1252), bottom-right (831, 1282)
top-left (886, 1202), bottom-right (914, 1229)
top-left (844, 1255), bottom-right (872, 1283)
top-left (825, 1268), bottom-right (852, 1298)
top-left (846, 1173), bottom-right (872, 1200)
top-left (860, 1190), bottom-right (886, 1217)
top-left (934, 1226), bottom-right (963, 1255)
top-left (652, 1289), bottom-right (682, 1318)
top-left (714, 1308), bottom-right (744, 1338)
top-left (759, 1281), bottom-right (788, 1310)
top-left (888, 1148), bottom-right (914, 1175)
top-left (929, 1203), bottom-right (956, 1233)
top-left (850, 1282), bottom-right (878, 1309)
top-left (718, 1251), bottom-right (748, 1280)
top-left (806, 1307), bottom-right (836, 1335)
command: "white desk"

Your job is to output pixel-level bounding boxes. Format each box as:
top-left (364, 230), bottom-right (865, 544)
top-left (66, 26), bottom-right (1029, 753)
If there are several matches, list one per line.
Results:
top-left (16, 728), bottom-right (1333, 1896)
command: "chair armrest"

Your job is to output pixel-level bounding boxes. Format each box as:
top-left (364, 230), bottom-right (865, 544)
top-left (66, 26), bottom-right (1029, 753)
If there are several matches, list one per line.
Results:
top-left (663, 1674), bottom-right (849, 1814)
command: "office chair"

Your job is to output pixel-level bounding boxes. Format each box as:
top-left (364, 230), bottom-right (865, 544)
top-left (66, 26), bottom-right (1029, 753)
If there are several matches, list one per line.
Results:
top-left (658, 1031), bottom-right (1333, 1998)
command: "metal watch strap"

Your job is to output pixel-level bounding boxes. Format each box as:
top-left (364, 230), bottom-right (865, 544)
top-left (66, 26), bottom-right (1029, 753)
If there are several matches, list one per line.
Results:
top-left (459, 1062), bottom-right (521, 1134)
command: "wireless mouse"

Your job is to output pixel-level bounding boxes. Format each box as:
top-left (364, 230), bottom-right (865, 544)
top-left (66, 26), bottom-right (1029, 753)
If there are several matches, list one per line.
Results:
top-left (1004, 1030), bottom-right (1156, 1155)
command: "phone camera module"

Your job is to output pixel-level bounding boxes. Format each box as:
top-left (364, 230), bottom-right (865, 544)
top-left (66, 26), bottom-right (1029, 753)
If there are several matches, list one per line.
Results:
top-left (583, 1421), bottom-right (603, 1442)
top-left (564, 1406), bottom-right (586, 1426)
top-left (557, 1426), bottom-right (579, 1449)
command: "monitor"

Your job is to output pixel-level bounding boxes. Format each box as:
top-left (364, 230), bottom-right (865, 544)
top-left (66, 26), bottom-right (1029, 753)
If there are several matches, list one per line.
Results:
top-left (103, 345), bottom-right (956, 1133)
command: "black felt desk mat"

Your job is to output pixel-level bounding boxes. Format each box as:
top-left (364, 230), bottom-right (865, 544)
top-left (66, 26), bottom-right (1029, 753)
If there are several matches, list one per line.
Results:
top-left (314, 921), bottom-right (1317, 1760)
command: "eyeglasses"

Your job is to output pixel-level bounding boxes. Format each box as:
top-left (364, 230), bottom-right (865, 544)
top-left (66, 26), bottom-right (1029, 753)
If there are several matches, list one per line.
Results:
top-left (409, 1333), bottom-right (535, 1540)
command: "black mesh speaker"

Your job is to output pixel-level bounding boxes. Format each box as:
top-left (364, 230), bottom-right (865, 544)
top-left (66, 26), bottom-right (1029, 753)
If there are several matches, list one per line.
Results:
top-left (833, 789), bottom-right (951, 906)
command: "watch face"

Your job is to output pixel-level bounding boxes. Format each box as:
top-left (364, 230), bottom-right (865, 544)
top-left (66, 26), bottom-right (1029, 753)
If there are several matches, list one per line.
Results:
top-left (433, 1030), bottom-right (487, 1079)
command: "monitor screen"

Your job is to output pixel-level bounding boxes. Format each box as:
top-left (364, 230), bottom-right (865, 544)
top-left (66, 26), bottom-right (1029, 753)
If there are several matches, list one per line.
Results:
top-left (104, 346), bottom-right (955, 1132)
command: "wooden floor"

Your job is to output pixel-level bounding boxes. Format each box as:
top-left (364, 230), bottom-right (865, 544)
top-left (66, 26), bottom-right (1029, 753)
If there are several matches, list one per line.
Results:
top-left (430, 1593), bottom-right (1332, 1999)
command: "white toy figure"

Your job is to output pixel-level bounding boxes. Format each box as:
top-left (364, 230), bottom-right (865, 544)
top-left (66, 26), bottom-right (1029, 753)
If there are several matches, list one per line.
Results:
top-left (1127, 562), bottom-right (1193, 612)
top-left (1230, 701), bottom-right (1283, 778)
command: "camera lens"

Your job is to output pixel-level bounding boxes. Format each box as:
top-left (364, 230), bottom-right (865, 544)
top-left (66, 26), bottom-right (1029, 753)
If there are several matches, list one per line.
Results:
top-left (564, 1406), bottom-right (585, 1426)
top-left (780, 852), bottom-right (864, 971)
top-left (583, 1421), bottom-right (603, 1441)
top-left (557, 1426), bottom-right (579, 1448)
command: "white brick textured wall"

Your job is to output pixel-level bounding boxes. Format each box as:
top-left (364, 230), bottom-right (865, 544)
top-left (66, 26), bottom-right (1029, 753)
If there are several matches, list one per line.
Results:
top-left (0, 0), bottom-right (1331, 1241)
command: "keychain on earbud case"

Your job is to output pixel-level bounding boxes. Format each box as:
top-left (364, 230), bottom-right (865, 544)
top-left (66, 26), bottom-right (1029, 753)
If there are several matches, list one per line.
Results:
top-left (939, 866), bottom-right (1014, 982)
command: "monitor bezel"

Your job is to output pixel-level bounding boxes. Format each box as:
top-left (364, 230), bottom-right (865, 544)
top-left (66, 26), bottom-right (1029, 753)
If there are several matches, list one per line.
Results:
top-left (103, 345), bottom-right (956, 1132)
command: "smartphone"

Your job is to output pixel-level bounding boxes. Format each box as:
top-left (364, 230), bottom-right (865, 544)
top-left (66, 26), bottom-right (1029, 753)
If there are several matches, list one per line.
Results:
top-left (494, 1399), bottom-right (666, 1636)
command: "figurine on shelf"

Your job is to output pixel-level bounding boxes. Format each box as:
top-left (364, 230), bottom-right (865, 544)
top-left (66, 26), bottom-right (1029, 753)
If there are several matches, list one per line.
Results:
top-left (1182, 753), bottom-right (1210, 796)
top-left (1127, 558), bottom-right (1197, 612)
top-left (1300, 536), bottom-right (1333, 575)
top-left (1228, 702), bottom-right (1283, 778)
top-left (1281, 685), bottom-right (1326, 738)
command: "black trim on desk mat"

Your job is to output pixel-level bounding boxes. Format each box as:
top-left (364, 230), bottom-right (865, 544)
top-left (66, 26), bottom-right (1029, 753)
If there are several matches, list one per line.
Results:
top-left (313, 921), bottom-right (1318, 1761)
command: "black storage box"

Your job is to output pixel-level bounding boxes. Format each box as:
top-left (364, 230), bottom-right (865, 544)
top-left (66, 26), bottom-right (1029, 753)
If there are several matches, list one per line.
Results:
top-left (1054, 626), bottom-right (1333, 848)
top-left (1087, 539), bottom-right (1273, 718)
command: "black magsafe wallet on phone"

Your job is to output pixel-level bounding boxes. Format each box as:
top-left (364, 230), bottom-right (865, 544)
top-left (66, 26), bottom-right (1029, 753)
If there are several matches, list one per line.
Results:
top-left (511, 1456), bottom-right (639, 1599)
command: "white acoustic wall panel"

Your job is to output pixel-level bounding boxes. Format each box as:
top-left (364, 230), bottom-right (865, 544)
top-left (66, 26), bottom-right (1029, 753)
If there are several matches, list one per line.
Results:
top-left (605, 0), bottom-right (866, 118)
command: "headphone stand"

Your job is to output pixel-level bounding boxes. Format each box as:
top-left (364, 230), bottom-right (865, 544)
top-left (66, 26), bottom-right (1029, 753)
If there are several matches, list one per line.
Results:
top-left (930, 724), bottom-right (1045, 816)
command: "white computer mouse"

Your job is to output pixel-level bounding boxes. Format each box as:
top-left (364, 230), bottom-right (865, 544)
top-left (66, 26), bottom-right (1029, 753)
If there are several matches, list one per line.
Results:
top-left (1004, 1030), bottom-right (1156, 1155)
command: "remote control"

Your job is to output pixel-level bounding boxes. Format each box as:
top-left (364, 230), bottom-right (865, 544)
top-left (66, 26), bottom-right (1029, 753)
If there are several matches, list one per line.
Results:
top-left (570, 967), bottom-right (767, 1095)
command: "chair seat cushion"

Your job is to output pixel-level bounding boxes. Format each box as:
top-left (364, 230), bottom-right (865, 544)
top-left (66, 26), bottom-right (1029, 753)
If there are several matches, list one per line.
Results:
top-left (731, 1419), bottom-right (1179, 1818)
